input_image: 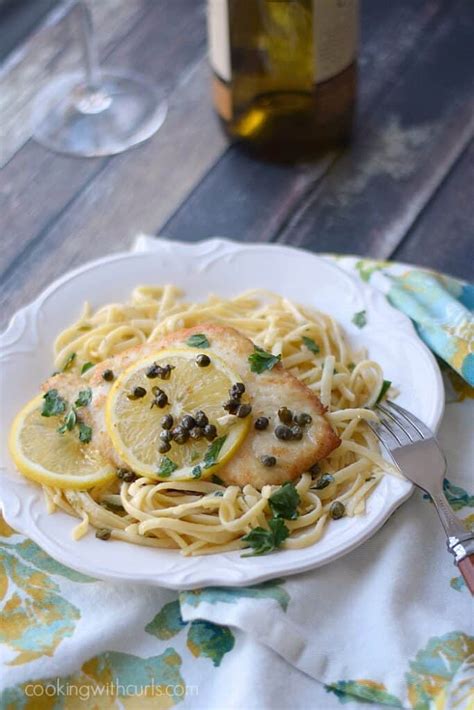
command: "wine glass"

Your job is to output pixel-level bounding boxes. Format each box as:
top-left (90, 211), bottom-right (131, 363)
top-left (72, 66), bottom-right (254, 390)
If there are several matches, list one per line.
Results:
top-left (32, 1), bottom-right (167, 157)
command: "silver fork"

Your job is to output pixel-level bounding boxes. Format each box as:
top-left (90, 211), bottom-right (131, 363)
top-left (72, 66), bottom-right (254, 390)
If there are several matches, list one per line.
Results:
top-left (368, 400), bottom-right (474, 594)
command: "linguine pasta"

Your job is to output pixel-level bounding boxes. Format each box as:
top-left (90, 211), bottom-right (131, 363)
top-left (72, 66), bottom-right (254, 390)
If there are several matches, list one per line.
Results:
top-left (44, 286), bottom-right (397, 556)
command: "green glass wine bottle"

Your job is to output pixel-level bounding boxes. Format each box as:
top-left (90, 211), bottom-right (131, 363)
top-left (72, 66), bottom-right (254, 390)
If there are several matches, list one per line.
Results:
top-left (208, 0), bottom-right (358, 161)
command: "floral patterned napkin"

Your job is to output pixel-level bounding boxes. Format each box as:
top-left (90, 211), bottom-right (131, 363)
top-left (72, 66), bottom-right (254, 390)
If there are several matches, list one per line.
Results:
top-left (1, 242), bottom-right (472, 710)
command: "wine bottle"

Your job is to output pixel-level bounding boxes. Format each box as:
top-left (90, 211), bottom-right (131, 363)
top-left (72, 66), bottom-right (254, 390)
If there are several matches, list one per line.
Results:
top-left (208, 0), bottom-right (358, 161)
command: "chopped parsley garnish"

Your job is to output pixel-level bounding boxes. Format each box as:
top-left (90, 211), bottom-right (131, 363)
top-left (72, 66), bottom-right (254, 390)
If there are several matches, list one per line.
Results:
top-left (347, 362), bottom-right (355, 371)
top-left (352, 310), bottom-right (367, 329)
top-left (191, 465), bottom-right (202, 479)
top-left (62, 352), bottom-right (76, 371)
top-left (241, 517), bottom-right (289, 557)
top-left (302, 336), bottom-right (320, 355)
top-left (158, 456), bottom-right (178, 478)
top-left (203, 436), bottom-right (227, 469)
top-left (81, 362), bottom-right (94, 375)
top-left (78, 421), bottom-right (92, 444)
top-left (268, 482), bottom-right (300, 520)
top-left (75, 388), bottom-right (92, 408)
top-left (57, 408), bottom-right (77, 433)
top-left (41, 389), bottom-right (67, 417)
top-left (375, 379), bottom-right (392, 405)
top-left (42, 389), bottom-right (92, 443)
top-left (248, 345), bottom-right (281, 374)
top-left (186, 334), bottom-right (210, 349)
top-left (211, 474), bottom-right (224, 485)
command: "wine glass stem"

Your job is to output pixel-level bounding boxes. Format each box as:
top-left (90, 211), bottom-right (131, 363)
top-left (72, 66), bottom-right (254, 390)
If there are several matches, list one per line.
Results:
top-left (77, 1), bottom-right (101, 92)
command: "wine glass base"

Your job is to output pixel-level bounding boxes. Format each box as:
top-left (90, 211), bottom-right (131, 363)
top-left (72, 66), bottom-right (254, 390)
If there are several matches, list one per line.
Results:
top-left (32, 70), bottom-right (167, 157)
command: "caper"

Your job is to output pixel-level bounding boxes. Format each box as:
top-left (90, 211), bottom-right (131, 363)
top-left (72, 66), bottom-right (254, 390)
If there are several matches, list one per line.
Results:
top-left (313, 473), bottom-right (334, 489)
top-left (146, 363), bottom-right (175, 379)
top-left (230, 382), bottom-right (245, 398)
top-left (159, 440), bottom-right (171, 453)
top-left (190, 427), bottom-right (203, 440)
top-left (161, 414), bottom-right (174, 430)
top-left (223, 399), bottom-right (239, 414)
top-left (160, 430), bottom-right (172, 443)
top-left (127, 386), bottom-right (147, 400)
top-left (96, 528), bottom-right (111, 541)
top-left (172, 426), bottom-right (189, 444)
top-left (203, 424), bottom-right (217, 441)
top-left (236, 403), bottom-right (252, 418)
top-left (278, 407), bottom-right (293, 424)
top-left (181, 415), bottom-right (196, 430)
top-left (260, 455), bottom-right (276, 467)
top-left (194, 410), bottom-right (209, 428)
top-left (102, 369), bottom-right (114, 382)
top-left (290, 424), bottom-right (303, 441)
top-left (330, 501), bottom-right (345, 520)
top-left (294, 412), bottom-right (312, 426)
top-left (254, 416), bottom-right (269, 431)
top-left (308, 463), bottom-right (320, 475)
top-left (196, 354), bottom-right (211, 367)
top-left (151, 389), bottom-right (168, 408)
top-left (274, 424), bottom-right (292, 441)
top-left (116, 468), bottom-right (136, 483)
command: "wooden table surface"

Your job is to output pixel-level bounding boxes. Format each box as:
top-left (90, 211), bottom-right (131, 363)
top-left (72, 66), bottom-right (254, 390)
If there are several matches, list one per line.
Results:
top-left (1, 0), bottom-right (473, 332)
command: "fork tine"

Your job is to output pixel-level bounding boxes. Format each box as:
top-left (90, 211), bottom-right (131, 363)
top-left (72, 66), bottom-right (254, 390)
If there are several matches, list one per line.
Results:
top-left (381, 400), bottom-right (432, 439)
top-left (366, 420), bottom-right (400, 453)
top-left (376, 404), bottom-right (414, 445)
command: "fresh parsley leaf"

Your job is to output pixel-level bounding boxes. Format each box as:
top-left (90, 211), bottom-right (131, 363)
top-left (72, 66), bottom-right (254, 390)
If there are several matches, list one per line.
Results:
top-left (302, 336), bottom-right (320, 355)
top-left (186, 334), bottom-right (210, 348)
top-left (211, 474), bottom-right (224, 485)
top-left (81, 362), bottom-right (94, 375)
top-left (248, 345), bottom-right (281, 374)
top-left (203, 436), bottom-right (227, 469)
top-left (41, 389), bottom-right (67, 417)
top-left (352, 310), bottom-right (367, 329)
top-left (347, 362), bottom-right (355, 372)
top-left (191, 465), bottom-right (202, 479)
top-left (78, 421), bottom-right (92, 444)
top-left (213, 491), bottom-right (224, 497)
top-left (58, 408), bottom-right (77, 434)
top-left (268, 482), bottom-right (300, 520)
top-left (75, 388), bottom-right (92, 408)
top-left (242, 517), bottom-right (289, 557)
top-left (375, 379), bottom-right (392, 405)
top-left (158, 456), bottom-right (178, 478)
top-left (62, 352), bottom-right (76, 371)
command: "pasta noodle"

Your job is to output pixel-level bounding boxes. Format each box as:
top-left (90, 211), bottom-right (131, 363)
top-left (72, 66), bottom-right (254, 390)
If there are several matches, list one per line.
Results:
top-left (45, 286), bottom-right (397, 556)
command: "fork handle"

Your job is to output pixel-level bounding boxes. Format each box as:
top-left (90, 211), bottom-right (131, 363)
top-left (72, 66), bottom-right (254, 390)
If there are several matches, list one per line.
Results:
top-left (458, 555), bottom-right (474, 595)
top-left (430, 489), bottom-right (474, 595)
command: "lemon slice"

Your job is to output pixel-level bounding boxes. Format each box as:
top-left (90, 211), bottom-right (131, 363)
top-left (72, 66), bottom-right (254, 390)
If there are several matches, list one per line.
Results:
top-left (9, 395), bottom-right (115, 490)
top-left (105, 348), bottom-right (250, 480)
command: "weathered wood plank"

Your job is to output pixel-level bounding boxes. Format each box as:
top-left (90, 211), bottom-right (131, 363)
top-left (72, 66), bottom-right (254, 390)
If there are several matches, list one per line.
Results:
top-left (0, 0), bottom-right (59, 62)
top-left (0, 0), bottom-right (208, 280)
top-left (276, 0), bottom-right (474, 258)
top-left (393, 141), bottom-right (474, 281)
top-left (162, 0), bottom-right (453, 244)
top-left (0, 0), bottom-right (149, 165)
top-left (0, 58), bottom-right (227, 330)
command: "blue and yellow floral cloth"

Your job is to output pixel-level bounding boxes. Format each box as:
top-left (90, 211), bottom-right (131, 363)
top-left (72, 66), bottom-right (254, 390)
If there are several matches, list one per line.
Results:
top-left (351, 258), bottom-right (474, 387)
top-left (1, 245), bottom-right (473, 710)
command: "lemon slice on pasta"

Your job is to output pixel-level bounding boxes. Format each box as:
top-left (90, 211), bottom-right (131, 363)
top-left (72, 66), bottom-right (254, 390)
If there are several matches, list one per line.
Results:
top-left (105, 349), bottom-right (250, 480)
top-left (9, 395), bottom-right (115, 490)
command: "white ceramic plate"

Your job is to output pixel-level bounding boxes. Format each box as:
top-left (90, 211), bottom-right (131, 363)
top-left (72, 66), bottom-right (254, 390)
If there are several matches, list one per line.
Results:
top-left (0, 239), bottom-right (444, 589)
